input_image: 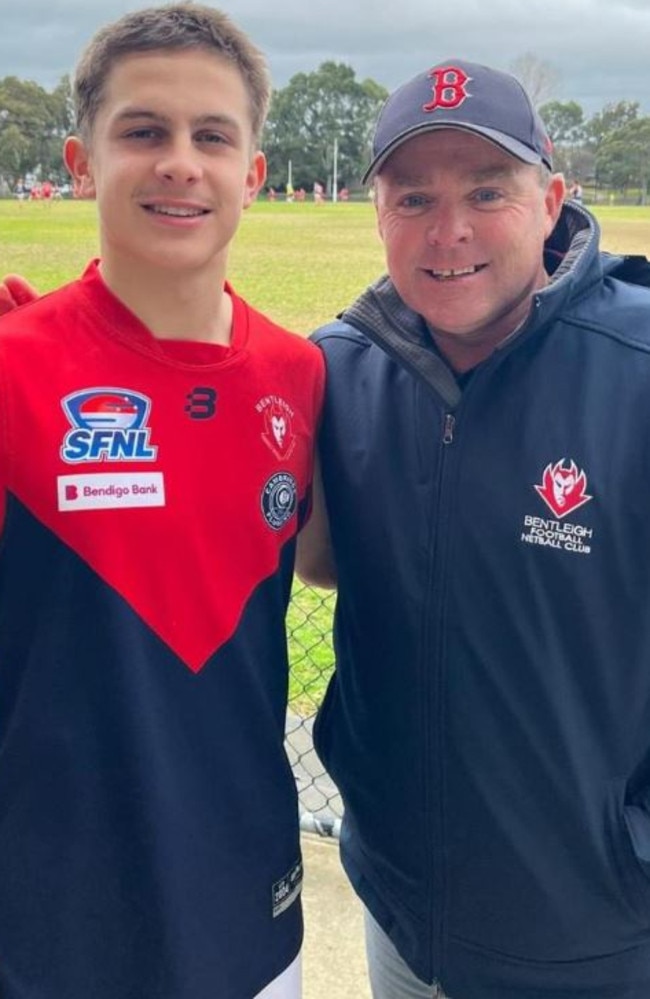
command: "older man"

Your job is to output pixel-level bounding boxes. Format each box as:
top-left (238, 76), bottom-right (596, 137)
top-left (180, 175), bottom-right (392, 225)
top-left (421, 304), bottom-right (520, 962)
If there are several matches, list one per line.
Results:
top-left (298, 60), bottom-right (650, 998)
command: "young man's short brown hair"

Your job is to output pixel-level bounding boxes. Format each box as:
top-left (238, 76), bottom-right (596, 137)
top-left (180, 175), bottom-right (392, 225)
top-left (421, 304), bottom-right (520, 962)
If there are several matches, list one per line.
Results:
top-left (73, 2), bottom-right (271, 145)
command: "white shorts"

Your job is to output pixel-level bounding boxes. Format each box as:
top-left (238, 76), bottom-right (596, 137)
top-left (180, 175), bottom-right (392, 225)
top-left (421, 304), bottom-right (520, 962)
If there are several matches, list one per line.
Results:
top-left (253, 951), bottom-right (301, 999)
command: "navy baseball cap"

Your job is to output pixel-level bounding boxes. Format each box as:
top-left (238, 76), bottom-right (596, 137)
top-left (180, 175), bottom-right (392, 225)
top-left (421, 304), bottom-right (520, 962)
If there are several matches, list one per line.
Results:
top-left (363, 58), bottom-right (553, 183)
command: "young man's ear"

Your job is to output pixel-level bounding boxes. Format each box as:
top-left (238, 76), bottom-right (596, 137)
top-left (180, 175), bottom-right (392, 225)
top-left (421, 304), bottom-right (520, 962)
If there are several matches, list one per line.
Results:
top-left (242, 151), bottom-right (267, 209)
top-left (63, 136), bottom-right (96, 200)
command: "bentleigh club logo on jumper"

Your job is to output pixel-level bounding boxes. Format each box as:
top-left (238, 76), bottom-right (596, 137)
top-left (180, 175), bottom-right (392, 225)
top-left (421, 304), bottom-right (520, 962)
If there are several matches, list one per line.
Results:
top-left (256, 395), bottom-right (297, 460)
top-left (521, 459), bottom-right (594, 555)
top-left (60, 388), bottom-right (158, 463)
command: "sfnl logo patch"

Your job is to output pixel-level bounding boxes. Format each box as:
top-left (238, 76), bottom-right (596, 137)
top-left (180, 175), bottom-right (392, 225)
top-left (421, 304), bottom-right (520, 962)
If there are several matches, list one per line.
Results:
top-left (521, 459), bottom-right (594, 555)
top-left (60, 388), bottom-right (158, 463)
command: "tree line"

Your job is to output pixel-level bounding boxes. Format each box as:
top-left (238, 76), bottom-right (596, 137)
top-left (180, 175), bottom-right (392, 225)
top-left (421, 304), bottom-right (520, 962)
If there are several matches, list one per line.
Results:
top-left (0, 75), bottom-right (73, 185)
top-left (540, 99), bottom-right (650, 202)
top-left (1, 62), bottom-right (650, 200)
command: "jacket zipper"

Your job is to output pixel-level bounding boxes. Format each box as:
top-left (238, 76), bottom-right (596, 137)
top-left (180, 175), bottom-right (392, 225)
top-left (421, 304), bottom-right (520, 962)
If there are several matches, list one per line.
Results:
top-left (442, 414), bottom-right (455, 445)
top-left (421, 409), bottom-right (457, 981)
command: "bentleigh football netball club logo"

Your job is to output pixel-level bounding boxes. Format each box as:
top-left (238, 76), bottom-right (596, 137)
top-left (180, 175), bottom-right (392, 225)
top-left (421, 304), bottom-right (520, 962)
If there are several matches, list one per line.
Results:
top-left (520, 459), bottom-right (594, 556)
top-left (256, 395), bottom-right (297, 460)
top-left (534, 459), bottom-right (592, 518)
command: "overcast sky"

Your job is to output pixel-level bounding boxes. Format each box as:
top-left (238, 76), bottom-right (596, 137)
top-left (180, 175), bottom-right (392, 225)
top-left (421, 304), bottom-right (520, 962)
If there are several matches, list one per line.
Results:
top-left (2, 0), bottom-right (649, 116)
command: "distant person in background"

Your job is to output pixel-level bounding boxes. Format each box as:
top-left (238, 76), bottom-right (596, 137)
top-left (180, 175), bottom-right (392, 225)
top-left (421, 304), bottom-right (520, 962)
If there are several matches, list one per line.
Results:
top-left (41, 178), bottom-right (54, 202)
top-left (313, 179), bottom-right (325, 203)
top-left (14, 178), bottom-right (27, 203)
top-left (569, 178), bottom-right (584, 203)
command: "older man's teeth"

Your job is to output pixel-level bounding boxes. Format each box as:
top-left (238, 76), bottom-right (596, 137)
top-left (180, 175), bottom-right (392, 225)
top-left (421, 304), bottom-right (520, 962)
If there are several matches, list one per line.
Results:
top-left (431, 265), bottom-right (480, 279)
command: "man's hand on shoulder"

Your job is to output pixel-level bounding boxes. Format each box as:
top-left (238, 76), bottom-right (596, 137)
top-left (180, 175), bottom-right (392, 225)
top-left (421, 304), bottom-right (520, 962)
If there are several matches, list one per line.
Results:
top-left (0, 275), bottom-right (39, 317)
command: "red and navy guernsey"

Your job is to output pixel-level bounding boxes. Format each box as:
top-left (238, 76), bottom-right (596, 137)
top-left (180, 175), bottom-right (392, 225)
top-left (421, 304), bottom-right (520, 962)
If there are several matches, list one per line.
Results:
top-left (0, 261), bottom-right (325, 999)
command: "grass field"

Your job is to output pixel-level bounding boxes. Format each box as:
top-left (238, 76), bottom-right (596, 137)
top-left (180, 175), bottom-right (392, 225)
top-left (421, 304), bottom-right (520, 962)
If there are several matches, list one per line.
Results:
top-left (2, 198), bottom-right (650, 712)
top-left (0, 199), bottom-right (386, 333)
top-left (3, 199), bottom-right (650, 330)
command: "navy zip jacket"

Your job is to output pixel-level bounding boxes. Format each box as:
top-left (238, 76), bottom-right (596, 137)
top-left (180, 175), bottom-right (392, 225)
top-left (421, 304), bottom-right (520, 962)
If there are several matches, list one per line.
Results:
top-left (313, 203), bottom-right (650, 997)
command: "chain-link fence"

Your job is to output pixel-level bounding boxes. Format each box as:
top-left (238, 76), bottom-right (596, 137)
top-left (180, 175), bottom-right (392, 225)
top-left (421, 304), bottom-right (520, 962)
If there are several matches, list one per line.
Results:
top-left (285, 581), bottom-right (342, 837)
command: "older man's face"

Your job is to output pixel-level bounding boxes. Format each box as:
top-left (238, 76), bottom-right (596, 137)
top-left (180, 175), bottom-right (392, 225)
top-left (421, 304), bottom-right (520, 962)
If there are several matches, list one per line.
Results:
top-left (374, 129), bottom-right (565, 370)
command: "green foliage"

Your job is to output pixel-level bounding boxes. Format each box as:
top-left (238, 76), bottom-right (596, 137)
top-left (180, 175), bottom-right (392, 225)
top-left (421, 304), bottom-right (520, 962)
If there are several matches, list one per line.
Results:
top-left (0, 74), bottom-right (73, 183)
top-left (0, 123), bottom-right (31, 178)
top-left (583, 100), bottom-right (640, 151)
top-left (263, 62), bottom-right (388, 192)
top-left (576, 101), bottom-right (650, 199)
top-left (539, 100), bottom-right (585, 145)
top-left (539, 100), bottom-right (588, 177)
top-left (597, 117), bottom-right (650, 202)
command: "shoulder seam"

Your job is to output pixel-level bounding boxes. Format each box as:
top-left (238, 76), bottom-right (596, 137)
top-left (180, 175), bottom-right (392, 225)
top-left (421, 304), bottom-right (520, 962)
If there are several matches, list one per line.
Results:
top-left (313, 325), bottom-right (369, 346)
top-left (564, 316), bottom-right (650, 355)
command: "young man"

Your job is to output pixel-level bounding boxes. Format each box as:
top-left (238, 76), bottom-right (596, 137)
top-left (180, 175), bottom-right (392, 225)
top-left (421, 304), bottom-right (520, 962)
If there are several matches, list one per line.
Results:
top-left (0, 5), bottom-right (324, 999)
top-left (298, 60), bottom-right (650, 998)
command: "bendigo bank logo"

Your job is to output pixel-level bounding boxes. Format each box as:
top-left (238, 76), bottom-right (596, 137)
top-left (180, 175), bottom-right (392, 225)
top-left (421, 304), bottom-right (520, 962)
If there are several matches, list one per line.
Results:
top-left (60, 388), bottom-right (158, 463)
top-left (534, 459), bottom-right (592, 518)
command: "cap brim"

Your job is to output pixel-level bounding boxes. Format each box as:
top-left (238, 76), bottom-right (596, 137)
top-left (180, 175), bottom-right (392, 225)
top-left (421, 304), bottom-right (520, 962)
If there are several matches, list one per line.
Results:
top-left (362, 122), bottom-right (548, 184)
